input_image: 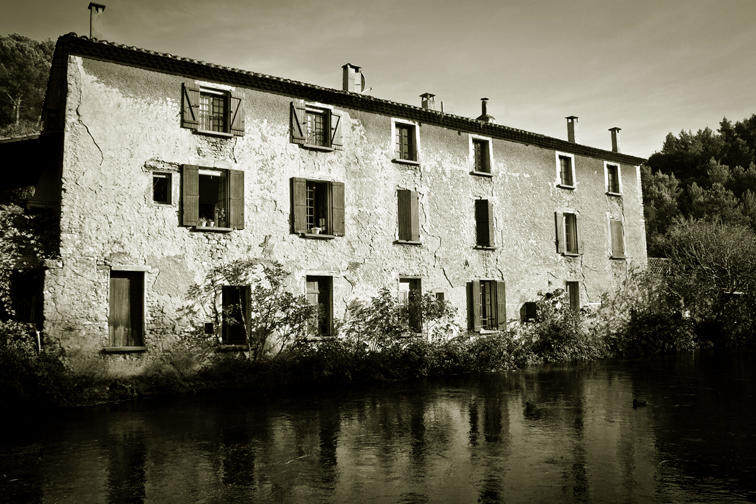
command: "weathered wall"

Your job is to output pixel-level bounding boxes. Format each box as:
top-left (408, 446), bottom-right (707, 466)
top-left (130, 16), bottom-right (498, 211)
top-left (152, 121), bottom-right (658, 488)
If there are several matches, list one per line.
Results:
top-left (43, 55), bottom-right (647, 355)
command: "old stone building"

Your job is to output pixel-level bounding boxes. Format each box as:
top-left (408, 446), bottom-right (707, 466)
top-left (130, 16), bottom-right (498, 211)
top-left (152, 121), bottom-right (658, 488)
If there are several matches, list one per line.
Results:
top-left (12, 32), bottom-right (646, 354)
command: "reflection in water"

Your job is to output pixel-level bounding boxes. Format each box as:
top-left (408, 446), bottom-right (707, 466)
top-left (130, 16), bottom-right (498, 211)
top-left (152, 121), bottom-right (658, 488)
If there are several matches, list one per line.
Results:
top-left (2, 355), bottom-right (756, 503)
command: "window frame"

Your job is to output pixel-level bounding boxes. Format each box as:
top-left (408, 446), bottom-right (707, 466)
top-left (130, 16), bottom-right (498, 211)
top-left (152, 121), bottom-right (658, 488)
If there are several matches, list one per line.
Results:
top-left (474, 199), bottom-right (496, 249)
top-left (106, 269), bottom-right (146, 352)
top-left (565, 281), bottom-right (580, 312)
top-left (305, 275), bottom-right (334, 337)
top-left (555, 151), bottom-right (576, 189)
top-left (469, 134), bottom-right (494, 177)
top-left (198, 87), bottom-right (230, 135)
top-left (181, 164), bottom-right (245, 232)
top-left (604, 161), bottom-right (622, 195)
top-left (303, 104), bottom-right (334, 150)
top-left (290, 177), bottom-right (345, 238)
top-left (399, 277), bottom-right (423, 333)
top-left (391, 118), bottom-right (420, 165)
top-left (555, 211), bottom-right (581, 256)
top-left (221, 285), bottom-right (250, 347)
top-left (152, 172), bottom-right (172, 205)
top-left (467, 279), bottom-right (507, 332)
top-left (396, 188), bottom-right (421, 244)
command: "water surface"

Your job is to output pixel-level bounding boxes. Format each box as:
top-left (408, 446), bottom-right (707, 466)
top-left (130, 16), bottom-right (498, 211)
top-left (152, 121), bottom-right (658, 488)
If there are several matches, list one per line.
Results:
top-left (2, 354), bottom-right (755, 503)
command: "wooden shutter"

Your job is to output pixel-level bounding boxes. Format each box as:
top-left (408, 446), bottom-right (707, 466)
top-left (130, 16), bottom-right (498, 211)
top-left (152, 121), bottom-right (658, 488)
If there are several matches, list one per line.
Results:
top-left (229, 94), bottom-right (245, 136)
top-left (397, 189), bottom-right (411, 241)
top-left (555, 212), bottom-right (564, 254)
top-left (410, 191), bottom-right (420, 242)
top-left (291, 177), bottom-right (307, 233)
top-left (476, 200), bottom-right (491, 246)
top-left (182, 165), bottom-right (199, 227)
top-left (181, 82), bottom-right (199, 130)
top-left (496, 281), bottom-right (507, 330)
top-left (331, 182), bottom-right (345, 236)
top-left (330, 110), bottom-right (343, 150)
top-left (576, 216), bottom-right (583, 255)
top-left (611, 220), bottom-right (625, 257)
top-left (290, 100), bottom-right (306, 144)
top-left (243, 285), bottom-right (252, 341)
top-left (109, 272), bottom-right (143, 347)
top-left (228, 169), bottom-right (245, 229)
top-left (467, 281), bottom-right (481, 331)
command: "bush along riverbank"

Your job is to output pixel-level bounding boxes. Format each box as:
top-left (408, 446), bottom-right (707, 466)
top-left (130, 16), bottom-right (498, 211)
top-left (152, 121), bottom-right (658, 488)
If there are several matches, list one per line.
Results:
top-left (2, 218), bottom-right (756, 409)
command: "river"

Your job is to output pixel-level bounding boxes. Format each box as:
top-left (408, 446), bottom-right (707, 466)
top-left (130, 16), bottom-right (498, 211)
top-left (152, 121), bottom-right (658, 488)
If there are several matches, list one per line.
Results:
top-left (1, 354), bottom-right (755, 503)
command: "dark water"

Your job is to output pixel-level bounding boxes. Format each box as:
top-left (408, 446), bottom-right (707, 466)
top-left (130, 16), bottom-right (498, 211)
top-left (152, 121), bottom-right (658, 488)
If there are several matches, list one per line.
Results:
top-left (2, 355), bottom-right (756, 503)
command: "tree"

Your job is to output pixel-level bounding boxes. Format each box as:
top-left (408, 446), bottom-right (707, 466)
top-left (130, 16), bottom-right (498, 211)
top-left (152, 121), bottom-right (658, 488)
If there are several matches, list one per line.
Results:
top-left (0, 34), bottom-right (55, 131)
top-left (641, 165), bottom-right (682, 255)
top-left (182, 259), bottom-right (315, 360)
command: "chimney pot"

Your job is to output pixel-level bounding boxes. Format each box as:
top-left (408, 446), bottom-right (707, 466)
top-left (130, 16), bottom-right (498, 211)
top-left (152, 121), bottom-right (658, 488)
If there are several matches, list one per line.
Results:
top-left (566, 115), bottom-right (578, 143)
top-left (476, 97), bottom-right (494, 123)
top-left (342, 63), bottom-right (364, 93)
top-left (609, 127), bottom-right (621, 153)
top-left (420, 92), bottom-right (436, 111)
top-left (88, 2), bottom-right (106, 40)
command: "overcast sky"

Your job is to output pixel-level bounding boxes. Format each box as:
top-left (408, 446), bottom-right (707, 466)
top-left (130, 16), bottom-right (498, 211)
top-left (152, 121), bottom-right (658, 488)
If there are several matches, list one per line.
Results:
top-left (2, 0), bottom-right (755, 158)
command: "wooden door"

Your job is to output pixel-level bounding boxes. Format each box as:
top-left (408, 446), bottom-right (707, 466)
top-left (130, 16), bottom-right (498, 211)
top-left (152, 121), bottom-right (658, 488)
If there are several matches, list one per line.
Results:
top-left (109, 272), bottom-right (144, 347)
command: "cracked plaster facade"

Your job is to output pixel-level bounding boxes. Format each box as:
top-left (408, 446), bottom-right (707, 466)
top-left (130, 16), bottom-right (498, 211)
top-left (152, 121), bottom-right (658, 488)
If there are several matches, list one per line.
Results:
top-left (41, 52), bottom-right (647, 355)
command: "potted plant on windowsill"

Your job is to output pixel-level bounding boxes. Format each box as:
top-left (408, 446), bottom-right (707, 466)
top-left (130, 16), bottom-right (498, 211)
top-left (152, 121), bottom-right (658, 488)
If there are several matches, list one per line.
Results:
top-left (198, 218), bottom-right (208, 227)
top-left (309, 226), bottom-right (322, 235)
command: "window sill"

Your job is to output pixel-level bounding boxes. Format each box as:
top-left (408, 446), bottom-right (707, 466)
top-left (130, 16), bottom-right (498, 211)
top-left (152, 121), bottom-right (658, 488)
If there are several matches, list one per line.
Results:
top-left (217, 344), bottom-right (248, 352)
top-left (394, 239), bottom-right (422, 246)
top-left (299, 233), bottom-right (336, 240)
top-left (302, 335), bottom-right (336, 342)
top-left (193, 226), bottom-right (233, 233)
top-left (606, 191), bottom-right (623, 197)
top-left (474, 245), bottom-right (497, 250)
top-left (469, 170), bottom-right (493, 178)
top-left (152, 201), bottom-right (173, 207)
top-left (476, 329), bottom-right (499, 335)
top-left (301, 144), bottom-right (334, 152)
top-left (610, 255), bottom-right (627, 260)
top-left (562, 252), bottom-right (580, 257)
top-left (392, 158), bottom-right (420, 167)
top-left (557, 183), bottom-right (575, 190)
top-left (102, 346), bottom-right (146, 354)
top-left (196, 129), bottom-right (233, 138)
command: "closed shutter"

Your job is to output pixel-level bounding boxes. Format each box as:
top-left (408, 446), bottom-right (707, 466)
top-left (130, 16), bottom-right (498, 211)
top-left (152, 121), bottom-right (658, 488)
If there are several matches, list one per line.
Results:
top-left (330, 110), bottom-right (343, 150)
top-left (331, 182), bottom-right (345, 236)
top-left (555, 212), bottom-right (564, 254)
top-left (611, 220), bottom-right (625, 257)
top-left (487, 201), bottom-right (495, 247)
top-left (410, 191), bottom-right (420, 242)
top-left (182, 165), bottom-right (199, 227)
top-left (291, 177), bottom-right (307, 233)
top-left (467, 280), bottom-right (481, 331)
top-left (229, 94), bottom-right (245, 136)
top-left (228, 169), bottom-right (245, 229)
top-left (496, 281), bottom-right (507, 330)
top-left (397, 189), bottom-right (411, 241)
top-left (290, 100), bottom-right (306, 144)
top-left (181, 82), bottom-right (199, 130)
top-left (476, 200), bottom-right (491, 246)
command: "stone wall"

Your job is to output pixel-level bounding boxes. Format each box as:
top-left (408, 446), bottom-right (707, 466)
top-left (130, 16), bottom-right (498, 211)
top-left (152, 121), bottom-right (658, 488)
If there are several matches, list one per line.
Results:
top-left (42, 55), bottom-right (647, 354)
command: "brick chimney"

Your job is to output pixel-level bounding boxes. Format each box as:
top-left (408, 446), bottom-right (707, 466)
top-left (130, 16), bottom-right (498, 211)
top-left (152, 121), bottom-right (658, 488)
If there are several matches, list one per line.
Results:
top-left (88, 2), bottom-right (106, 40)
top-left (476, 98), bottom-right (494, 123)
top-left (609, 127), bottom-right (621, 153)
top-left (420, 93), bottom-right (436, 111)
top-left (342, 63), bottom-right (364, 93)
top-left (566, 116), bottom-right (578, 143)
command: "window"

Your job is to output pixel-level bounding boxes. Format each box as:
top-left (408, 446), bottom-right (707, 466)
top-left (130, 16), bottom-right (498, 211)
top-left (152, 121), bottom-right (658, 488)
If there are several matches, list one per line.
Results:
top-left (222, 285), bottom-right (250, 345)
top-left (555, 211), bottom-right (580, 255)
top-left (467, 280), bottom-right (506, 331)
top-left (290, 100), bottom-right (342, 149)
top-left (471, 136), bottom-right (492, 175)
top-left (392, 119), bottom-right (419, 163)
top-left (397, 189), bottom-right (420, 243)
top-left (566, 281), bottom-right (580, 312)
top-left (399, 278), bottom-right (422, 332)
top-left (108, 271), bottom-right (144, 348)
top-left (152, 173), bottom-right (171, 204)
top-left (181, 82), bottom-right (244, 136)
top-left (521, 301), bottom-right (537, 323)
top-left (181, 165), bottom-right (245, 230)
top-left (605, 162), bottom-right (621, 194)
top-left (556, 152), bottom-right (575, 188)
top-left (306, 276), bottom-right (333, 336)
top-left (610, 219), bottom-right (625, 258)
top-left (291, 178), bottom-right (345, 236)
top-left (475, 199), bottom-right (495, 248)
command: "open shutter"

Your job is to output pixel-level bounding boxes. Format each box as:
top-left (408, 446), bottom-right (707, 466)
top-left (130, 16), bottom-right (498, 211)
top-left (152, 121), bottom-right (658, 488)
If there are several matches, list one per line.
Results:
top-left (182, 165), bottom-right (199, 226)
top-left (181, 83), bottom-right (199, 130)
top-left (475, 200), bottom-right (490, 246)
top-left (467, 281), bottom-right (481, 331)
top-left (228, 169), bottom-right (245, 229)
top-left (577, 216), bottom-right (584, 255)
top-left (331, 182), bottom-right (345, 236)
top-left (330, 110), bottom-right (343, 150)
top-left (486, 201), bottom-right (495, 247)
top-left (611, 220), bottom-right (625, 257)
top-left (397, 189), bottom-right (411, 241)
top-left (291, 178), bottom-right (307, 233)
top-left (243, 285), bottom-right (252, 342)
top-left (229, 94), bottom-right (245, 136)
top-left (410, 191), bottom-right (420, 242)
top-left (496, 281), bottom-right (507, 330)
top-left (555, 212), bottom-right (564, 254)
top-left (290, 100), bottom-right (306, 144)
